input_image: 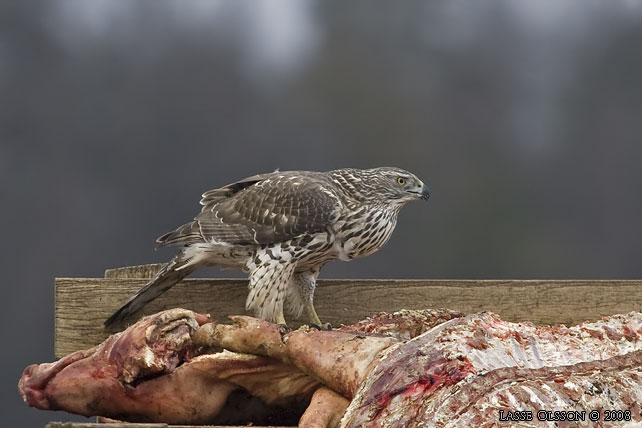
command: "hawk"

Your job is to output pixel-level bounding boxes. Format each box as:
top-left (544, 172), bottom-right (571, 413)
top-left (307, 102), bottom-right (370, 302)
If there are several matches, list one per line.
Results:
top-left (105, 167), bottom-right (430, 328)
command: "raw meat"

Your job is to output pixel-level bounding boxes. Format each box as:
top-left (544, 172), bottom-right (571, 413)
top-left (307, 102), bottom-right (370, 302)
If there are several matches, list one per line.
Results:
top-left (20, 309), bottom-right (642, 427)
top-left (19, 309), bottom-right (318, 424)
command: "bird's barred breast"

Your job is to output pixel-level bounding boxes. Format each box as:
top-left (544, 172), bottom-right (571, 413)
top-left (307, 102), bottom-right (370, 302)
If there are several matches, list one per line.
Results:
top-left (330, 206), bottom-right (400, 261)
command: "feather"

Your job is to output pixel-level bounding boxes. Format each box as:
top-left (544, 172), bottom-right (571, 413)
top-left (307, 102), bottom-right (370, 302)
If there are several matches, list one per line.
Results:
top-left (159, 171), bottom-right (343, 248)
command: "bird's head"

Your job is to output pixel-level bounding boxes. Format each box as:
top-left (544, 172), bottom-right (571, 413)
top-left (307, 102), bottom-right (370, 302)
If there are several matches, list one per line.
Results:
top-left (351, 167), bottom-right (430, 205)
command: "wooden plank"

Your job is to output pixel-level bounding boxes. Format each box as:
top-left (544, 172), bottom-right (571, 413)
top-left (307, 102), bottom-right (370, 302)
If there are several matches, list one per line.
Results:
top-left (104, 264), bottom-right (164, 279)
top-left (46, 423), bottom-right (291, 428)
top-left (55, 270), bottom-right (642, 357)
top-left (46, 424), bottom-right (168, 428)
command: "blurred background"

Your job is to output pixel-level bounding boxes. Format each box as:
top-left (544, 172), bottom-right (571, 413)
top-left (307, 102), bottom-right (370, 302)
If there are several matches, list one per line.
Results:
top-left (3, 0), bottom-right (642, 425)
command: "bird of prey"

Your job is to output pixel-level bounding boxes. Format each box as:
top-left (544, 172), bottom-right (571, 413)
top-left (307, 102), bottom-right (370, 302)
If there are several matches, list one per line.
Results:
top-left (105, 167), bottom-right (430, 328)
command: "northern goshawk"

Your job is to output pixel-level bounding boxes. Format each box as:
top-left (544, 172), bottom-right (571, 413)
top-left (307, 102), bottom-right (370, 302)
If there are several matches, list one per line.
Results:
top-left (105, 167), bottom-right (430, 327)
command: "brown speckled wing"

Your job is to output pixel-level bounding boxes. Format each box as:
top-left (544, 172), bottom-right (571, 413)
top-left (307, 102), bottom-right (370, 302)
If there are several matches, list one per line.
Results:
top-left (199, 172), bottom-right (276, 207)
top-left (196, 172), bottom-right (342, 245)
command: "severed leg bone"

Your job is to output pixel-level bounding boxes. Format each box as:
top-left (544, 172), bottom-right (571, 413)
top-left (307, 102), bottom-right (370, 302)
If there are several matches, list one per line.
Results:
top-left (299, 386), bottom-right (350, 428)
top-left (194, 315), bottom-right (398, 399)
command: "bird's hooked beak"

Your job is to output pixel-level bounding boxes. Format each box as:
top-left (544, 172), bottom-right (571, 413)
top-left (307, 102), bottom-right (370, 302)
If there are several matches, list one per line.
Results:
top-left (402, 179), bottom-right (430, 201)
top-left (418, 180), bottom-right (430, 200)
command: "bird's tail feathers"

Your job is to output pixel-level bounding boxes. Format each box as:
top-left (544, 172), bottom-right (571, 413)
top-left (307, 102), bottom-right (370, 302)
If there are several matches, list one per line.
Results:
top-left (104, 253), bottom-right (199, 327)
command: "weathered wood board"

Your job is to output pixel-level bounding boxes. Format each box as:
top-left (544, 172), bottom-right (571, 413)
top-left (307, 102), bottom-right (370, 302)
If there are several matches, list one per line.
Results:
top-left (55, 264), bottom-right (642, 357)
top-left (46, 424), bottom-right (291, 428)
top-left (46, 424), bottom-right (170, 428)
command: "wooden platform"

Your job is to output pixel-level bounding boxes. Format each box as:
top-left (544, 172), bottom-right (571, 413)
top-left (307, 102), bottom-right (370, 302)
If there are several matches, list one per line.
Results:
top-left (56, 264), bottom-right (642, 357)
top-left (46, 424), bottom-right (290, 428)
top-left (49, 265), bottom-right (642, 426)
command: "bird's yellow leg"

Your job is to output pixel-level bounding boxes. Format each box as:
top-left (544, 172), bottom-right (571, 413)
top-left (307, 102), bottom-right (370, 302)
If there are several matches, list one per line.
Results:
top-left (275, 310), bottom-right (287, 326)
top-left (305, 304), bottom-right (322, 326)
top-left (304, 302), bottom-right (332, 330)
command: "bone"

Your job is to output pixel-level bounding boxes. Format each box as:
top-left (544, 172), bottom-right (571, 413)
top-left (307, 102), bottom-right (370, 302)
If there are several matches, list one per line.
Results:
top-left (193, 315), bottom-right (290, 362)
top-left (299, 387), bottom-right (350, 428)
top-left (194, 315), bottom-right (397, 398)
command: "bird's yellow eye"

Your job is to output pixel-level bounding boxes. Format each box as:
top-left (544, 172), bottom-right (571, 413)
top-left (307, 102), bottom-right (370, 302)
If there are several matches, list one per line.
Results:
top-left (397, 177), bottom-right (406, 186)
